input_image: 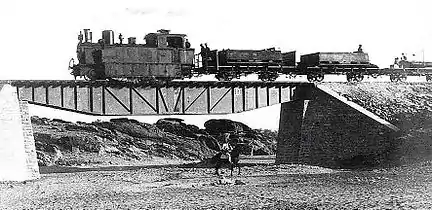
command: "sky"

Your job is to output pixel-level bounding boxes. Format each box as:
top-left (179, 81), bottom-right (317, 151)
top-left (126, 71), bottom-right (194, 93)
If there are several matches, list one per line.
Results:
top-left (1, 0), bottom-right (432, 130)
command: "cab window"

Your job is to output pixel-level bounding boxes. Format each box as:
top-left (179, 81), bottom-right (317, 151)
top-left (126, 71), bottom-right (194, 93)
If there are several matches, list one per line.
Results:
top-left (167, 36), bottom-right (184, 48)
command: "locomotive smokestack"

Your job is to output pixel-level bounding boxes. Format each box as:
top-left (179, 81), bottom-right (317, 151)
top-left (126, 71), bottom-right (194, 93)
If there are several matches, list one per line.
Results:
top-left (102, 30), bottom-right (115, 45)
top-left (83, 29), bottom-right (90, 42)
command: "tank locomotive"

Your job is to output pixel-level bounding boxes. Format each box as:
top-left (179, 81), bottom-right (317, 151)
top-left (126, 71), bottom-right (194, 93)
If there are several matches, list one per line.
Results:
top-left (69, 29), bottom-right (194, 81)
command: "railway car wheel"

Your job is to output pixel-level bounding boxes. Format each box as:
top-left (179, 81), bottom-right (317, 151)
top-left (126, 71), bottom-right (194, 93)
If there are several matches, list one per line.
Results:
top-left (355, 74), bottom-right (364, 82)
top-left (307, 74), bottom-right (316, 82)
top-left (286, 73), bottom-right (297, 79)
top-left (316, 74), bottom-right (324, 82)
top-left (259, 73), bottom-right (278, 82)
top-left (346, 73), bottom-right (354, 82)
top-left (389, 74), bottom-right (399, 82)
top-left (371, 73), bottom-right (379, 79)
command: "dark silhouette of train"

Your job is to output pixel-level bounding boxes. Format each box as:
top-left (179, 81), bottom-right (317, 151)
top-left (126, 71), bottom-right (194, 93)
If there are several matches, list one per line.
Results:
top-left (69, 29), bottom-right (432, 82)
top-left (70, 29), bottom-right (194, 81)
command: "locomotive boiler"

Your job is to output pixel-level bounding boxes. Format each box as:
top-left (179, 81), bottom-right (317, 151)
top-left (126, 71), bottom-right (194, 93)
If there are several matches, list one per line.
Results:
top-left (69, 29), bottom-right (195, 81)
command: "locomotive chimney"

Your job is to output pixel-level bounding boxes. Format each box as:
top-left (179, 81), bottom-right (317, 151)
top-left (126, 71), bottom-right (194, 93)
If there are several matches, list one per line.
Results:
top-left (83, 29), bottom-right (90, 42)
top-left (89, 31), bottom-right (93, 43)
top-left (128, 37), bottom-right (136, 45)
top-left (102, 30), bottom-right (115, 45)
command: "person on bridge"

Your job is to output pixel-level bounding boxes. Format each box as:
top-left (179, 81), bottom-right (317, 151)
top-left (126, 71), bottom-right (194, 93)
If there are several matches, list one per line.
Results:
top-left (393, 57), bottom-right (400, 68)
top-left (205, 43), bottom-right (211, 55)
top-left (185, 39), bottom-right (191, 48)
top-left (355, 44), bottom-right (363, 53)
top-left (200, 44), bottom-right (207, 69)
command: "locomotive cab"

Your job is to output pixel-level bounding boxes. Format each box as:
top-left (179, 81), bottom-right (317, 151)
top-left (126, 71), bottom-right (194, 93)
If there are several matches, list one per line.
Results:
top-left (144, 29), bottom-right (188, 49)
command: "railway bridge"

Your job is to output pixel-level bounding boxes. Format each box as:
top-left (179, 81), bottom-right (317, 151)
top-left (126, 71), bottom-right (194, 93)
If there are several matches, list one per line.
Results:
top-left (0, 80), bottom-right (399, 181)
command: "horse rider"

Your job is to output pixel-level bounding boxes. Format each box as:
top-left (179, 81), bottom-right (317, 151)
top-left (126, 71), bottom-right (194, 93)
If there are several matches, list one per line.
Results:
top-left (220, 133), bottom-right (233, 163)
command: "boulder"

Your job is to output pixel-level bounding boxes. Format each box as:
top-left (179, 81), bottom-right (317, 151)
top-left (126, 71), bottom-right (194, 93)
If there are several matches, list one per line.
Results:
top-left (204, 119), bottom-right (251, 135)
top-left (155, 118), bottom-right (198, 138)
top-left (198, 134), bottom-right (220, 151)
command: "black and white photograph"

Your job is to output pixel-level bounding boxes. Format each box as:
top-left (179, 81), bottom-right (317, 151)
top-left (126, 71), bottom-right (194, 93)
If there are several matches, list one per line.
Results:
top-left (1, 0), bottom-right (432, 209)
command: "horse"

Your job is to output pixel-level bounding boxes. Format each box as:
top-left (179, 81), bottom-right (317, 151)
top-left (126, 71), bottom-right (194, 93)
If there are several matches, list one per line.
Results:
top-left (213, 143), bottom-right (245, 176)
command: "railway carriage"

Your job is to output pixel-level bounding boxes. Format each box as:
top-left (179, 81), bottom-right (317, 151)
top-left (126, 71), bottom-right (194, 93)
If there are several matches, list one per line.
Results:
top-left (201, 48), bottom-right (286, 81)
top-left (298, 52), bottom-right (378, 82)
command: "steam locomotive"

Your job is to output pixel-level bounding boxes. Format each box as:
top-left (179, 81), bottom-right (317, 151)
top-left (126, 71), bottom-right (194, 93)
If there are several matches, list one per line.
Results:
top-left (69, 29), bottom-right (432, 82)
top-left (69, 29), bottom-right (194, 81)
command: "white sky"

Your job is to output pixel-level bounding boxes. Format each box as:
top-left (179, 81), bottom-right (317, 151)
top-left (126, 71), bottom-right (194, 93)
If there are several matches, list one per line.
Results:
top-left (1, 0), bottom-right (431, 130)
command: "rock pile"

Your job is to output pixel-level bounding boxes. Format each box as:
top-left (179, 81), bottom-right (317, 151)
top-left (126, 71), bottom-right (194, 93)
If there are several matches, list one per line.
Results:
top-left (204, 119), bottom-right (277, 155)
top-left (32, 117), bottom-right (278, 166)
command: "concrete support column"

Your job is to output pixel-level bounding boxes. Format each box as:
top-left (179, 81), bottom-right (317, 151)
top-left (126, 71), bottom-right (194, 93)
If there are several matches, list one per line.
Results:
top-left (275, 100), bottom-right (308, 164)
top-left (0, 84), bottom-right (40, 181)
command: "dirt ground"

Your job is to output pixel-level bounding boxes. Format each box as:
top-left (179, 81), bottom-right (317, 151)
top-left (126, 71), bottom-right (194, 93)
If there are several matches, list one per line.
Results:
top-left (1, 156), bottom-right (432, 209)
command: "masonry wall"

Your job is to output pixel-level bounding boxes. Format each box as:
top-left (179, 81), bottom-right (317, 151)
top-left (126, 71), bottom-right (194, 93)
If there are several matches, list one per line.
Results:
top-left (0, 84), bottom-right (40, 181)
top-left (276, 86), bottom-right (399, 168)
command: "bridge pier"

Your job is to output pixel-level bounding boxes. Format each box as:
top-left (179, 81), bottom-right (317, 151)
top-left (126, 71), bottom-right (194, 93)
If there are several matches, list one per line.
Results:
top-left (0, 84), bottom-right (39, 181)
top-left (276, 85), bottom-right (399, 168)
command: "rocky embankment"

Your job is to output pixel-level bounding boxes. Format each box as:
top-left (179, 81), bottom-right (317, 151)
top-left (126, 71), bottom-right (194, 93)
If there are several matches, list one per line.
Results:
top-left (32, 117), bottom-right (277, 167)
top-left (323, 82), bottom-right (432, 165)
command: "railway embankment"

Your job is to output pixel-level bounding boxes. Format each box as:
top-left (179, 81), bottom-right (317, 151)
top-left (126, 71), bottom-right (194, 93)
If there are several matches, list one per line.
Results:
top-left (322, 82), bottom-right (432, 165)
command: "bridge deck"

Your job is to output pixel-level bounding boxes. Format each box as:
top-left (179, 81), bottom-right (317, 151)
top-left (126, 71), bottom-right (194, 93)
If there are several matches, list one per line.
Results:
top-left (1, 80), bottom-right (313, 115)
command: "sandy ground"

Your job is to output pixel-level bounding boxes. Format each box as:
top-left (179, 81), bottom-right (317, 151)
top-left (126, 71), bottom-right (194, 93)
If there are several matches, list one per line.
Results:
top-left (1, 156), bottom-right (432, 209)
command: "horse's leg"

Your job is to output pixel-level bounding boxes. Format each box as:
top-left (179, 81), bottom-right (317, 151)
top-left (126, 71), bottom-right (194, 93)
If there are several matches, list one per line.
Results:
top-left (238, 164), bottom-right (241, 175)
top-left (230, 163), bottom-right (234, 177)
